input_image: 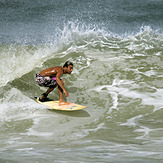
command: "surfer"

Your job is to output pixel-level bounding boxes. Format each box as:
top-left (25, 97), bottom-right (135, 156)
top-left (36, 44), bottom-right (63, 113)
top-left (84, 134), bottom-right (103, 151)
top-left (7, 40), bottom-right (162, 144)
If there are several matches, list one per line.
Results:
top-left (35, 61), bottom-right (73, 105)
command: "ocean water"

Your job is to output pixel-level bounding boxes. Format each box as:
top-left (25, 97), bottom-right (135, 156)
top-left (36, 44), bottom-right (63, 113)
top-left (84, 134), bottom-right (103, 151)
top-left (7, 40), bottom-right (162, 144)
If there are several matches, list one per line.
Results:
top-left (0, 0), bottom-right (163, 162)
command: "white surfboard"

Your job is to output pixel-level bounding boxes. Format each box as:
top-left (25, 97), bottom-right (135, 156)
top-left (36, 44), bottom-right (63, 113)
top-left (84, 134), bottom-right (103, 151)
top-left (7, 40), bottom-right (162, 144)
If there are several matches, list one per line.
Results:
top-left (36, 98), bottom-right (87, 111)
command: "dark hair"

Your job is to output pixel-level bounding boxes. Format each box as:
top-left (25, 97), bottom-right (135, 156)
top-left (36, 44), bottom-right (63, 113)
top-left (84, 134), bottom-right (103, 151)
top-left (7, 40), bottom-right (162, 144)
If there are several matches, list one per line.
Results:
top-left (63, 61), bottom-right (73, 68)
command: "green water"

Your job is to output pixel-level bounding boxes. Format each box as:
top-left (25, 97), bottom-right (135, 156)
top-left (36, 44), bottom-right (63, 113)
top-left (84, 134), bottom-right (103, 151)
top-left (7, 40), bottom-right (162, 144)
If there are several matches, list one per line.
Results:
top-left (0, 27), bottom-right (163, 162)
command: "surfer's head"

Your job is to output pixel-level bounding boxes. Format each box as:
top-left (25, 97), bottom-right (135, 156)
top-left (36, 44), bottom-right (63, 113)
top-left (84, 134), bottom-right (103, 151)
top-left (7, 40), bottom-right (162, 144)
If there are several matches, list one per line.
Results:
top-left (63, 61), bottom-right (73, 68)
top-left (63, 61), bottom-right (73, 74)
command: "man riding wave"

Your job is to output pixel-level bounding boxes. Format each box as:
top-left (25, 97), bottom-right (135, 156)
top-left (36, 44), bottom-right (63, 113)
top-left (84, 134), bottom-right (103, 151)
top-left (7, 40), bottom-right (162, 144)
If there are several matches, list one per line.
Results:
top-left (35, 61), bottom-right (73, 105)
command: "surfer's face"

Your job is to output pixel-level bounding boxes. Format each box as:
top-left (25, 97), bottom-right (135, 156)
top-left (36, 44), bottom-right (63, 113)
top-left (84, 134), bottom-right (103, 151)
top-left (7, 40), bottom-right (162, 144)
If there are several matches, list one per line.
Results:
top-left (67, 65), bottom-right (73, 74)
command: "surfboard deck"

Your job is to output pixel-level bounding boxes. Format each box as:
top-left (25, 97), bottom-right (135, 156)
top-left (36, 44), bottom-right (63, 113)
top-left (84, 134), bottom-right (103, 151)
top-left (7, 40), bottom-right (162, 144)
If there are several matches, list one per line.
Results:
top-left (36, 98), bottom-right (87, 111)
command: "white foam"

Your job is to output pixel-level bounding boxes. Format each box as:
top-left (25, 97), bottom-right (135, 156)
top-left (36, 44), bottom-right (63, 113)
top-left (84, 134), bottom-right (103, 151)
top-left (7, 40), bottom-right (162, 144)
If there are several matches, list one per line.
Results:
top-left (107, 92), bottom-right (118, 114)
top-left (0, 88), bottom-right (46, 122)
top-left (93, 79), bottom-right (163, 112)
top-left (120, 115), bottom-right (143, 127)
top-left (0, 44), bottom-right (58, 87)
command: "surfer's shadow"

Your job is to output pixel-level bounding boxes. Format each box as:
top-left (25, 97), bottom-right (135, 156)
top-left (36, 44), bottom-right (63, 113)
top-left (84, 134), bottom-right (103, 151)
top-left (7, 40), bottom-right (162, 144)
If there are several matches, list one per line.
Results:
top-left (48, 109), bottom-right (90, 117)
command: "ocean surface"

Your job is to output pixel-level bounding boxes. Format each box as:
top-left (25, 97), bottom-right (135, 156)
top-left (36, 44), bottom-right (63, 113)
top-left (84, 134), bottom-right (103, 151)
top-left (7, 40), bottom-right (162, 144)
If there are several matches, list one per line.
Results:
top-left (0, 0), bottom-right (163, 162)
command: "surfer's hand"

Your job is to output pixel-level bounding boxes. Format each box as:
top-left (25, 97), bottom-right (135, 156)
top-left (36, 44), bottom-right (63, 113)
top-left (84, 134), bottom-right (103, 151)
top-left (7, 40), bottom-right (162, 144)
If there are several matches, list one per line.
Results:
top-left (64, 91), bottom-right (69, 97)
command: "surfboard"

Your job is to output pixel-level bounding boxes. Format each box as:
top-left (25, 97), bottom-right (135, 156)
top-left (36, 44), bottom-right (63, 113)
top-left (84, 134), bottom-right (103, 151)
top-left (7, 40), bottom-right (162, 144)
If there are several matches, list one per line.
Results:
top-left (36, 98), bottom-right (87, 111)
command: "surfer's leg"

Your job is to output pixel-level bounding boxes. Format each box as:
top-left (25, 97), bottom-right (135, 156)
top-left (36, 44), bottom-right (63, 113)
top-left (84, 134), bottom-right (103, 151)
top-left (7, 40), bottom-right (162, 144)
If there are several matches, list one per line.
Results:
top-left (39, 86), bottom-right (57, 101)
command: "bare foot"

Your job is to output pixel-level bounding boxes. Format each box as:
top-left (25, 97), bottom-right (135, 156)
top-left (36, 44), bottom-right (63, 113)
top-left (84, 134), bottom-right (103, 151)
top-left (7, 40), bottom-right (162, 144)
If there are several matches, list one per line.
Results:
top-left (59, 101), bottom-right (70, 106)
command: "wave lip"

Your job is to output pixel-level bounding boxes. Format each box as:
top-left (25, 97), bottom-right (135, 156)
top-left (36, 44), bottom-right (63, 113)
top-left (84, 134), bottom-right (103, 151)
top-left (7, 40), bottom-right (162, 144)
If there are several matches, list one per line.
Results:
top-left (0, 25), bottom-right (162, 87)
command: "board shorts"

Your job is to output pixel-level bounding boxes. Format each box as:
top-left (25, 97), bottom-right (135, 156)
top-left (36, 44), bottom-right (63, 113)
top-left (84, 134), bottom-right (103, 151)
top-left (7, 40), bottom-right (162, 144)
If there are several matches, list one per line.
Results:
top-left (35, 74), bottom-right (57, 87)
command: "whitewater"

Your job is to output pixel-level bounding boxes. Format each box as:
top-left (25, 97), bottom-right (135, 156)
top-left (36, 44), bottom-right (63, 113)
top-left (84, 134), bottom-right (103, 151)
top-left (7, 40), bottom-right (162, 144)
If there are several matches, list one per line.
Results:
top-left (0, 0), bottom-right (163, 162)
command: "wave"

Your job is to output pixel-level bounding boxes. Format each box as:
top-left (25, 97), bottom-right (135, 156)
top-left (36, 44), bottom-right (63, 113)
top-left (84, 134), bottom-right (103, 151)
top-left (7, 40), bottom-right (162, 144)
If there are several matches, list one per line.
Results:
top-left (1, 2), bottom-right (163, 161)
top-left (0, 23), bottom-right (162, 153)
top-left (0, 24), bottom-right (162, 87)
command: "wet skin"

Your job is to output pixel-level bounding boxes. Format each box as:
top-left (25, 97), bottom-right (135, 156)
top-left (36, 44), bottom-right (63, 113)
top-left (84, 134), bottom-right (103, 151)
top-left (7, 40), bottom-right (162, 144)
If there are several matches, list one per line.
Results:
top-left (39, 65), bottom-right (73, 105)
